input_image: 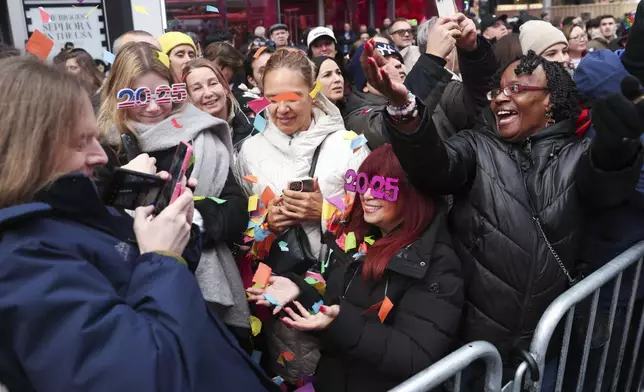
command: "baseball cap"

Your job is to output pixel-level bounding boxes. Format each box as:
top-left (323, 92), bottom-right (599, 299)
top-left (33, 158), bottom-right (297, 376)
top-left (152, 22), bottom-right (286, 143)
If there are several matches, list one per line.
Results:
top-left (374, 42), bottom-right (404, 64)
top-left (480, 15), bottom-right (504, 34)
top-left (307, 27), bottom-right (337, 47)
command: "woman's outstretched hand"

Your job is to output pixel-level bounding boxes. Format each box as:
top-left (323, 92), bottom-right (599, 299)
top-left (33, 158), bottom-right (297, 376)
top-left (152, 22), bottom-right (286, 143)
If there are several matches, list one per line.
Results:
top-left (247, 276), bottom-right (301, 315)
top-left (360, 39), bottom-right (409, 106)
top-left (281, 301), bottom-right (340, 331)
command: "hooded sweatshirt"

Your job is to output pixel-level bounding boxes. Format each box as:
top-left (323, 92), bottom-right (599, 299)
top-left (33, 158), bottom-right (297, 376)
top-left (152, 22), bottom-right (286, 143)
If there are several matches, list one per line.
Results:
top-left (574, 50), bottom-right (644, 303)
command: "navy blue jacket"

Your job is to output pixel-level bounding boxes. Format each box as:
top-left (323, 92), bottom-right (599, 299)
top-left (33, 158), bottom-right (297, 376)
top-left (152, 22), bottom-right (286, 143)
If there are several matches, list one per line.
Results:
top-left (574, 50), bottom-right (644, 304)
top-left (0, 175), bottom-right (278, 392)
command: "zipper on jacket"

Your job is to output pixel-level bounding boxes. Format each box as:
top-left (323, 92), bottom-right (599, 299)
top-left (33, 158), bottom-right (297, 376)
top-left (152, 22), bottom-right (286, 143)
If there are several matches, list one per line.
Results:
top-left (511, 147), bottom-right (540, 350)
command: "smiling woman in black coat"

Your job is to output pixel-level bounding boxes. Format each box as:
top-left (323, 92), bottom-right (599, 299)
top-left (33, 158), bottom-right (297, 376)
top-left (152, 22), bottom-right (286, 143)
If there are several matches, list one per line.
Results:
top-left (248, 144), bottom-right (464, 392)
top-left (361, 41), bottom-right (644, 384)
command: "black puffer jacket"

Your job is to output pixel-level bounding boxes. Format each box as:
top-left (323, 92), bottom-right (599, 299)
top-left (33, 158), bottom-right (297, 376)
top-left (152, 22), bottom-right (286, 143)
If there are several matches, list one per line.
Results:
top-left (386, 105), bottom-right (642, 360)
top-left (290, 209), bottom-right (464, 392)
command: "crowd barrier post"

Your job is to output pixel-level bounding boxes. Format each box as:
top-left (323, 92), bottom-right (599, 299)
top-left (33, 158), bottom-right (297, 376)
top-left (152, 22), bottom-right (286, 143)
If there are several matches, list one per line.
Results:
top-left (506, 241), bottom-right (644, 392)
top-left (388, 341), bottom-right (503, 392)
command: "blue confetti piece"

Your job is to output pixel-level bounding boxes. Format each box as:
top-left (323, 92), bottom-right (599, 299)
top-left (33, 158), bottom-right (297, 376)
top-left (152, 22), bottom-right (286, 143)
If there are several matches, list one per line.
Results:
top-left (206, 5), bottom-right (219, 12)
top-left (312, 300), bottom-right (323, 314)
top-left (254, 225), bottom-right (271, 242)
top-left (252, 350), bottom-right (262, 364)
top-left (278, 241), bottom-right (289, 251)
top-left (350, 134), bottom-right (368, 150)
top-left (253, 115), bottom-right (266, 134)
top-left (102, 50), bottom-right (115, 65)
top-left (272, 376), bottom-right (284, 385)
top-left (263, 293), bottom-right (282, 306)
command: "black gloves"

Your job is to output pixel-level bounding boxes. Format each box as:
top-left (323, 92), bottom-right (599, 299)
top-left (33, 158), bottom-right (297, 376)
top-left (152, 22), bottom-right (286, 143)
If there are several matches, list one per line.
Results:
top-left (591, 75), bottom-right (644, 171)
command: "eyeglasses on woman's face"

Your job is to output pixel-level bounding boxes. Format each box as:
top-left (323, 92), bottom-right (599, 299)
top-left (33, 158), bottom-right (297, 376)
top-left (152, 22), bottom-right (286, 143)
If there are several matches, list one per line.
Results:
top-left (487, 84), bottom-right (549, 101)
top-left (569, 34), bottom-right (587, 42)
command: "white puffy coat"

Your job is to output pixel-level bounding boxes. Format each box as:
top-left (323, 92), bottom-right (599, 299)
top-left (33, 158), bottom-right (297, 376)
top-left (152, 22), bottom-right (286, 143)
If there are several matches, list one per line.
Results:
top-left (236, 95), bottom-right (369, 257)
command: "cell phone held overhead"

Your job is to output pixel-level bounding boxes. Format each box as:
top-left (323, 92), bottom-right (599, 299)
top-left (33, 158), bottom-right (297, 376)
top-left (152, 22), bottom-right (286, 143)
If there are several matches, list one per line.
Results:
top-left (154, 141), bottom-right (193, 214)
top-left (435, 0), bottom-right (457, 17)
top-left (287, 177), bottom-right (315, 192)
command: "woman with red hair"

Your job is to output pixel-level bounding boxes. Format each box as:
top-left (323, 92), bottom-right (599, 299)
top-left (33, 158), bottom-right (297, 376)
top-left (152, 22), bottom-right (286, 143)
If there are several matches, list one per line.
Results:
top-left (248, 144), bottom-right (464, 392)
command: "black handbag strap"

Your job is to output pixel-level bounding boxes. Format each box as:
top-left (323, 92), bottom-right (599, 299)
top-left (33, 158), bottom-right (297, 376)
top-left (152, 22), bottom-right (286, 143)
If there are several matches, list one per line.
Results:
top-left (308, 134), bottom-right (332, 178)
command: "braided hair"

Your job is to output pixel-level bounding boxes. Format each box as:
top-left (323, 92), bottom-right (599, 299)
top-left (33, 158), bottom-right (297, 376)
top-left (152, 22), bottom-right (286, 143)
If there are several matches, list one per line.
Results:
top-left (493, 50), bottom-right (581, 123)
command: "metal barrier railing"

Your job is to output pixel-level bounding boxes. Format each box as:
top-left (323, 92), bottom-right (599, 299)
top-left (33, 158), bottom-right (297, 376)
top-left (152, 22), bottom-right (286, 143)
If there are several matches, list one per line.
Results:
top-left (388, 341), bottom-right (503, 392)
top-left (507, 240), bottom-right (644, 392)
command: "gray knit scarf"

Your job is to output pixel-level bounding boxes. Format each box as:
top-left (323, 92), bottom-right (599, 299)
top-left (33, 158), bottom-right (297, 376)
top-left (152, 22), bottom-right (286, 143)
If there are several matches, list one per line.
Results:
top-left (108, 104), bottom-right (250, 329)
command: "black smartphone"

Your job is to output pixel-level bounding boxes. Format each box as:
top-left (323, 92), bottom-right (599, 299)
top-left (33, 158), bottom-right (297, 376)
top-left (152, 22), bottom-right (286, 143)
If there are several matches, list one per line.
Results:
top-left (121, 132), bottom-right (142, 161)
top-left (154, 141), bottom-right (193, 215)
top-left (102, 168), bottom-right (165, 210)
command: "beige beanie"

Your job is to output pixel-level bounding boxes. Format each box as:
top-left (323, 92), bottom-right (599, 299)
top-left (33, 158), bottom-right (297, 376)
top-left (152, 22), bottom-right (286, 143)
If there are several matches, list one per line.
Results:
top-left (519, 20), bottom-right (568, 56)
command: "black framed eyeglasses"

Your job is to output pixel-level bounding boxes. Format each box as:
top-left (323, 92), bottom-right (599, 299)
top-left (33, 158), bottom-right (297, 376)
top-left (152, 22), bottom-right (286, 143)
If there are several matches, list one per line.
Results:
top-left (487, 84), bottom-right (549, 101)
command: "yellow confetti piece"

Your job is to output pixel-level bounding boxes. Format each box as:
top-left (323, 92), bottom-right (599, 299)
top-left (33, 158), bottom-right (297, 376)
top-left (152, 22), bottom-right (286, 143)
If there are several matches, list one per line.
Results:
top-left (343, 131), bottom-right (358, 140)
top-left (309, 80), bottom-right (322, 99)
top-left (156, 51), bottom-right (170, 68)
top-left (250, 315), bottom-right (262, 337)
top-left (248, 195), bottom-right (259, 212)
top-left (313, 281), bottom-right (326, 295)
top-left (84, 5), bottom-right (99, 19)
top-left (194, 196), bottom-right (206, 201)
top-left (322, 200), bottom-right (339, 221)
top-left (134, 5), bottom-right (149, 14)
top-left (244, 227), bottom-right (255, 237)
top-left (364, 236), bottom-right (375, 245)
top-left (345, 232), bottom-right (357, 252)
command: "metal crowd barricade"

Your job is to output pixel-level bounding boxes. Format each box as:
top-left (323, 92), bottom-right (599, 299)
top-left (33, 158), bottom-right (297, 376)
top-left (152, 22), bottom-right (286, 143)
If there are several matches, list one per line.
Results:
top-left (507, 240), bottom-right (644, 392)
top-left (389, 341), bottom-right (503, 392)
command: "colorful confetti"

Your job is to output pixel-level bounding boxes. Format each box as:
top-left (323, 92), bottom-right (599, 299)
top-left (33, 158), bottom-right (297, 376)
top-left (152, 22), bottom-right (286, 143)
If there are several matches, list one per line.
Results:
top-left (84, 5), bottom-right (99, 19)
top-left (39, 7), bottom-right (50, 23)
top-left (248, 194), bottom-right (259, 211)
top-left (309, 80), bottom-right (322, 99)
top-left (133, 5), bottom-right (149, 15)
top-left (25, 30), bottom-right (54, 61)
top-left (102, 50), bottom-right (116, 64)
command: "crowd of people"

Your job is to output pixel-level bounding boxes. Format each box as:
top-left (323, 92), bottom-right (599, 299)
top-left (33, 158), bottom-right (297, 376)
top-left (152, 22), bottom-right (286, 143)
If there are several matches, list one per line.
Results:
top-left (0, 3), bottom-right (643, 392)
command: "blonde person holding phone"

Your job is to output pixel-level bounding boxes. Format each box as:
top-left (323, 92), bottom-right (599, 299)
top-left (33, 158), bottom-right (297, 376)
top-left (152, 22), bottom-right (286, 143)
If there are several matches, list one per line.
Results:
top-left (97, 42), bottom-right (252, 347)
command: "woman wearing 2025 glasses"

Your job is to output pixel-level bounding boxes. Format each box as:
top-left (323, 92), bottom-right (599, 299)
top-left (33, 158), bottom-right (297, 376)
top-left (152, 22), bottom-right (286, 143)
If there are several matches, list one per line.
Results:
top-left (248, 145), bottom-right (464, 392)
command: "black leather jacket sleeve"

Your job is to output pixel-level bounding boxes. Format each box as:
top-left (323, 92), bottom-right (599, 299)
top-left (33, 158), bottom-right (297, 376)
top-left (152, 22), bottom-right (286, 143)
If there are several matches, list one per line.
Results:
top-left (386, 102), bottom-right (478, 197)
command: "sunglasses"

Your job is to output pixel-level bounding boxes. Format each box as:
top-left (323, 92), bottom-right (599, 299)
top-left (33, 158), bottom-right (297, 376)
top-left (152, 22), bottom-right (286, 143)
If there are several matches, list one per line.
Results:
top-left (392, 29), bottom-right (413, 36)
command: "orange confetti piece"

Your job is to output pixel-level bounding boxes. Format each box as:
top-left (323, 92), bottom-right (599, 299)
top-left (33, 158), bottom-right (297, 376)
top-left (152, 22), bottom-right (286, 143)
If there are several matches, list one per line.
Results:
top-left (271, 92), bottom-right (300, 102)
top-left (254, 46), bottom-right (267, 58)
top-left (281, 352), bottom-right (295, 362)
top-left (243, 174), bottom-right (258, 183)
top-left (260, 186), bottom-right (276, 207)
top-left (25, 30), bottom-right (54, 61)
top-left (378, 296), bottom-right (394, 323)
top-left (252, 262), bottom-right (271, 288)
top-left (362, 300), bottom-right (384, 315)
